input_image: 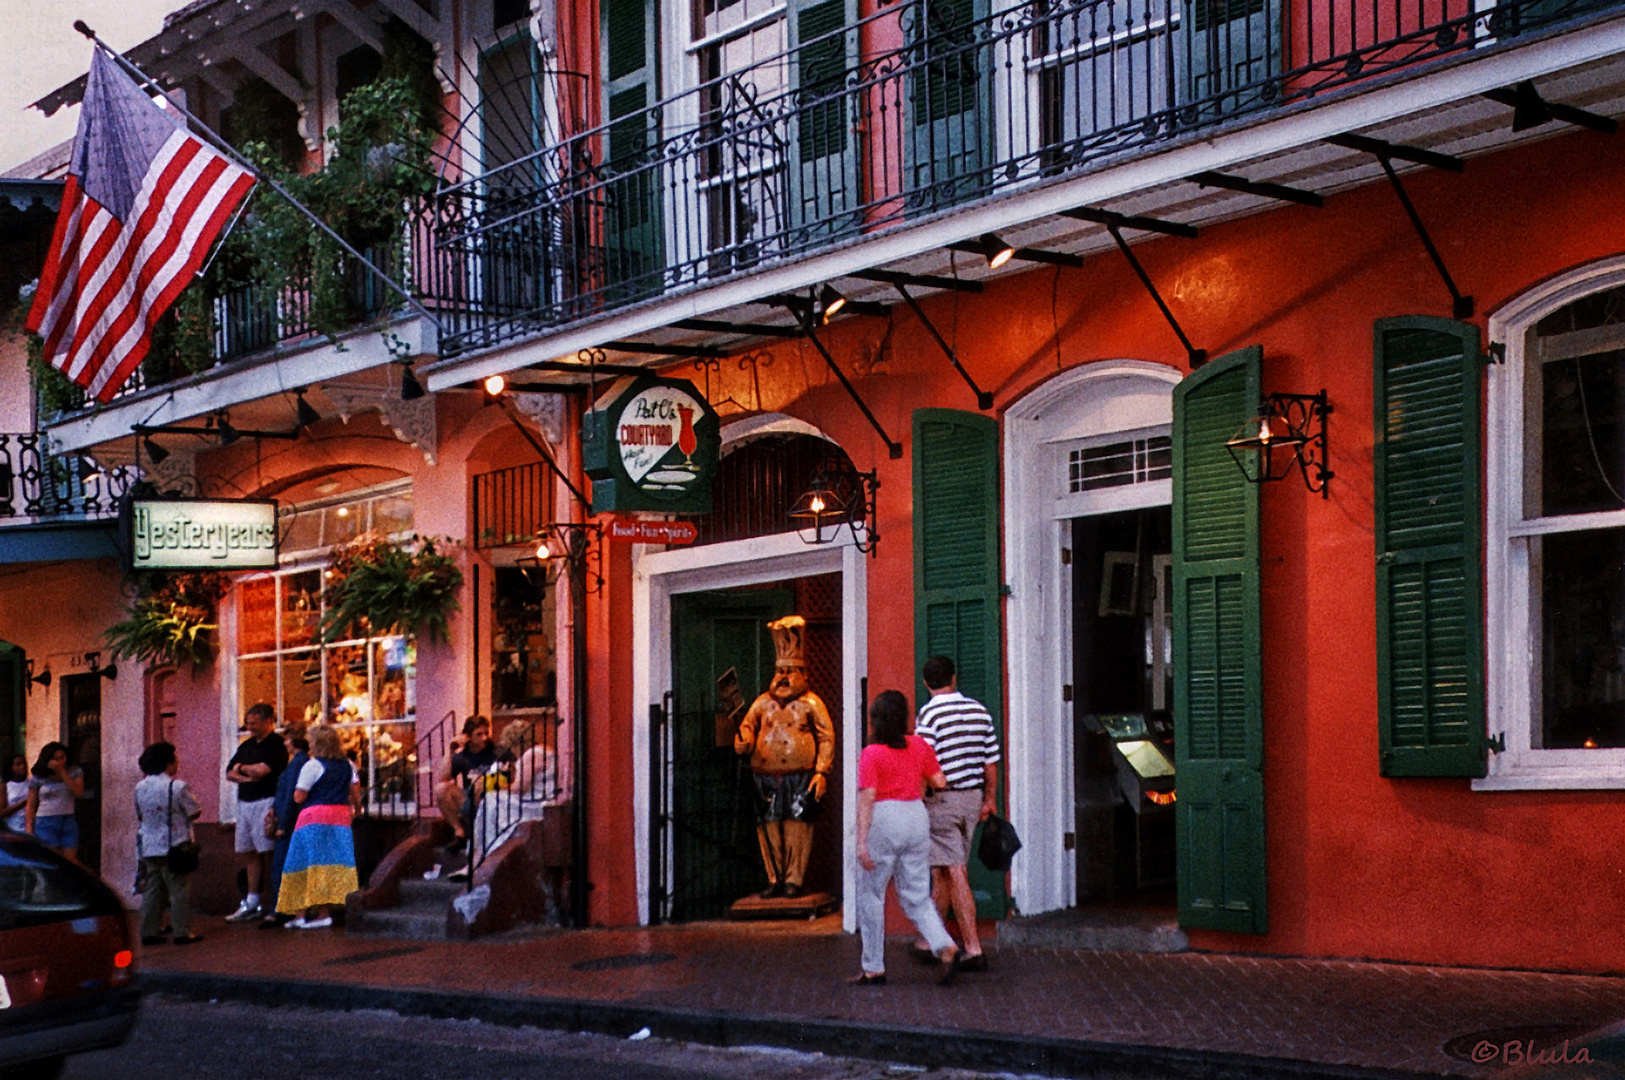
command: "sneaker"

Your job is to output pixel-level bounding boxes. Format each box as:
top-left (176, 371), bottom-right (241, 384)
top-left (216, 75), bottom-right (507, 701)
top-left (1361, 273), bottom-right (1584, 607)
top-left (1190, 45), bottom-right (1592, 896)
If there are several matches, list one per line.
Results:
top-left (294, 915), bottom-right (333, 930)
top-left (224, 901), bottom-right (262, 923)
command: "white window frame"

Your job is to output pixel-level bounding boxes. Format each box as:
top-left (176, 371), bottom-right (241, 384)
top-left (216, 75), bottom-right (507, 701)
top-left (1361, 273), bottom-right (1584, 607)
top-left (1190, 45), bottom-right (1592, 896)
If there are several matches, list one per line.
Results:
top-left (1482, 254), bottom-right (1625, 790)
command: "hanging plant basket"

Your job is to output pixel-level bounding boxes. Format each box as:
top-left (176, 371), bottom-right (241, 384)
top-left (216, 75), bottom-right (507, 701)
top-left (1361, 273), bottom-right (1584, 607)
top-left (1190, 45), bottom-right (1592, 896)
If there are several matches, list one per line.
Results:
top-left (320, 534), bottom-right (464, 644)
top-left (104, 573), bottom-right (229, 671)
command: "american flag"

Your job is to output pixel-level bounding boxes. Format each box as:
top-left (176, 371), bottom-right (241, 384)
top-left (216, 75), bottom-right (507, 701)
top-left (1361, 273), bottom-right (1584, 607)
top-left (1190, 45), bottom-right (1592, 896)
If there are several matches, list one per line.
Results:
top-left (27, 48), bottom-right (256, 403)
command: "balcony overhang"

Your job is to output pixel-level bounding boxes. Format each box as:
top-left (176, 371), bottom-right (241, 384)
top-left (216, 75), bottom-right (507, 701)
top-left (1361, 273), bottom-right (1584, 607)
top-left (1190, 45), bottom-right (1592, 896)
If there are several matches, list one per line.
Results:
top-left (422, 10), bottom-right (1625, 392)
top-left (44, 312), bottom-right (436, 455)
top-left (0, 520), bottom-right (120, 565)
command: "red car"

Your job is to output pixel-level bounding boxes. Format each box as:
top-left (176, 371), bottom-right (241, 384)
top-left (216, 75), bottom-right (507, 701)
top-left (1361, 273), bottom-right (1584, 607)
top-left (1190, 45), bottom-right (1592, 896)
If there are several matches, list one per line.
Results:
top-left (0, 829), bottom-right (138, 1080)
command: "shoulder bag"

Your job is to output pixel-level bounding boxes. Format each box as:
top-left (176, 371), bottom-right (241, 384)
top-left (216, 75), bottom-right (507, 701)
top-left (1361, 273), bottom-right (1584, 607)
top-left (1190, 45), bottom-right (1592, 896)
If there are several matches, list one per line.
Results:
top-left (165, 780), bottom-right (201, 875)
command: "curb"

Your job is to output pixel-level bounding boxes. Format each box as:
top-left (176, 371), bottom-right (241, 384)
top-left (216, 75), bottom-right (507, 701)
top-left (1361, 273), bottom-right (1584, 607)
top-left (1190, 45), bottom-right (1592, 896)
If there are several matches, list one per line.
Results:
top-left (140, 970), bottom-right (1450, 1080)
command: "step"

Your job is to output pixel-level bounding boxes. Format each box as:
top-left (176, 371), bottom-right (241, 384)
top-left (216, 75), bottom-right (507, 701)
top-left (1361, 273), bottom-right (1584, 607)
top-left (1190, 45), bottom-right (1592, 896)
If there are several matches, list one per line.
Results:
top-left (396, 878), bottom-right (466, 907)
top-left (351, 907), bottom-right (449, 941)
top-left (997, 907), bottom-right (1188, 953)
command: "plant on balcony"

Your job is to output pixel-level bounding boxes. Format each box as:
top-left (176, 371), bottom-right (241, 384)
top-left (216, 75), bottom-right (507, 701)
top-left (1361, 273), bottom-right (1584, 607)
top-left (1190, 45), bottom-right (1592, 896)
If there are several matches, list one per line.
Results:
top-left (320, 533), bottom-right (463, 645)
top-left (104, 572), bottom-right (229, 671)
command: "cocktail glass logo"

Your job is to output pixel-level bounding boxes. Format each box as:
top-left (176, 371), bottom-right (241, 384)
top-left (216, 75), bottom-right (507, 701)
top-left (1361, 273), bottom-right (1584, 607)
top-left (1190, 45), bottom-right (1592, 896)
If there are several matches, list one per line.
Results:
top-left (617, 385), bottom-right (704, 492)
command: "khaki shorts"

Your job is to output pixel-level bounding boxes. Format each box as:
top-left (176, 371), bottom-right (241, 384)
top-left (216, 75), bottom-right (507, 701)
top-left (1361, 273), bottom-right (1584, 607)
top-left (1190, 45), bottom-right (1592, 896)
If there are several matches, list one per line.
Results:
top-left (235, 796), bottom-right (276, 854)
top-left (924, 787), bottom-right (983, 867)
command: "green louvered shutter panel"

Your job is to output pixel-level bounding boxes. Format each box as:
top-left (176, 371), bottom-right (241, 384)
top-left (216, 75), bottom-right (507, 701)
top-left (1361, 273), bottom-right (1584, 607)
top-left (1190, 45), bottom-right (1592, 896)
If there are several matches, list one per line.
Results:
top-left (1172, 346), bottom-right (1266, 935)
top-left (1375, 317), bottom-right (1486, 778)
top-left (787, 0), bottom-right (860, 240)
top-left (601, 0), bottom-right (662, 301)
top-left (913, 408), bottom-right (1005, 918)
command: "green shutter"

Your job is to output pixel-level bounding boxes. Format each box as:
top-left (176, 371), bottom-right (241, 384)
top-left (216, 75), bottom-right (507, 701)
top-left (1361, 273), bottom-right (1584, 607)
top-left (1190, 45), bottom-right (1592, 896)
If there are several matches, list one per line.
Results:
top-left (1172, 346), bottom-right (1267, 935)
top-left (1374, 317), bottom-right (1486, 778)
top-left (601, 0), bottom-right (662, 299)
top-left (905, 0), bottom-right (992, 212)
top-left (913, 408), bottom-right (1005, 918)
top-left (786, 0), bottom-right (860, 239)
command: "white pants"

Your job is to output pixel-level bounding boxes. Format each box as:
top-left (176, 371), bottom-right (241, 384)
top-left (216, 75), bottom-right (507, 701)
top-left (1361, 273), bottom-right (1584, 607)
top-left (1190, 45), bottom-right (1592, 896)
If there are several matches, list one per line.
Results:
top-left (859, 799), bottom-right (954, 974)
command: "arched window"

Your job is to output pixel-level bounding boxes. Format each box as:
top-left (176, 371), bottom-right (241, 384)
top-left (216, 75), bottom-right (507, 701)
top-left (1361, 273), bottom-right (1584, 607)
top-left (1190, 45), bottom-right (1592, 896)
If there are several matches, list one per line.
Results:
top-left (690, 432), bottom-right (859, 546)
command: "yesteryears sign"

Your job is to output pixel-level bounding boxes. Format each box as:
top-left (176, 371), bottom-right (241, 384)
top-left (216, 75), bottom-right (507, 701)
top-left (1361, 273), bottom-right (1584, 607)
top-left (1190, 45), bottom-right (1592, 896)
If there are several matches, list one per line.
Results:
top-left (606, 517), bottom-right (698, 545)
top-left (583, 376), bottom-right (720, 513)
top-left (124, 498), bottom-right (279, 571)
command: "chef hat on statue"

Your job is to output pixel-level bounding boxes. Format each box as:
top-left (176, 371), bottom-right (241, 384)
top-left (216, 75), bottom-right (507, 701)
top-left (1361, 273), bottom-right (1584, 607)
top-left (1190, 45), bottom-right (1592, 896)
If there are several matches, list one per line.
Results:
top-left (768, 615), bottom-right (807, 669)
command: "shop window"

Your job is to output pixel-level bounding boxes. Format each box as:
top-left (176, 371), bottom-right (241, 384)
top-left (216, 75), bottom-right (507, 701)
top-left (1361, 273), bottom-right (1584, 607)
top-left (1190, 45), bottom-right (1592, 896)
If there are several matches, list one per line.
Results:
top-left (1486, 276), bottom-right (1625, 788)
top-left (491, 567), bottom-right (557, 716)
top-left (235, 481), bottom-right (418, 815)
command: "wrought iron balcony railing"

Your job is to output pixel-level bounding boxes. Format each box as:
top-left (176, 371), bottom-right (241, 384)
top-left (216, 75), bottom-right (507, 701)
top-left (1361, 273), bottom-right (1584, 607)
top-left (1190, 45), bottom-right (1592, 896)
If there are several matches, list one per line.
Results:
top-left (420, 0), bottom-right (1621, 358)
top-left (0, 432), bottom-right (135, 523)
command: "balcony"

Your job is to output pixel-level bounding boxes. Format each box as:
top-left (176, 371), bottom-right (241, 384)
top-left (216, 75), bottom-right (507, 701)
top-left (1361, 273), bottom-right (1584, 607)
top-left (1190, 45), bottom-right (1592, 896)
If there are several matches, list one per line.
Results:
top-left (419, 0), bottom-right (1625, 365)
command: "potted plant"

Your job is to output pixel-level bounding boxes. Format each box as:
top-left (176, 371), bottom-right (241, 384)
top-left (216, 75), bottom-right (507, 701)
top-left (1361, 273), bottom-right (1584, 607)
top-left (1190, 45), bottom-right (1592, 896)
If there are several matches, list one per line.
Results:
top-left (320, 533), bottom-right (463, 644)
top-left (104, 573), bottom-right (229, 670)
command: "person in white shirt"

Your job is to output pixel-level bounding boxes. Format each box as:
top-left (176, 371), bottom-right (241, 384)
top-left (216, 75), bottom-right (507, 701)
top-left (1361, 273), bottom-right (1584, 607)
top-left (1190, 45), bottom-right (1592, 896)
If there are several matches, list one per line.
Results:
top-left (3, 754), bottom-right (29, 831)
top-left (134, 741), bottom-right (203, 945)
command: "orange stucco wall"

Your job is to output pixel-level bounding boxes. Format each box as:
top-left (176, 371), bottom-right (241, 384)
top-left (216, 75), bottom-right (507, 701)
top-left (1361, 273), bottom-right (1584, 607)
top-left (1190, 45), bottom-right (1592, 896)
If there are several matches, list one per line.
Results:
top-left (578, 123), bottom-right (1625, 970)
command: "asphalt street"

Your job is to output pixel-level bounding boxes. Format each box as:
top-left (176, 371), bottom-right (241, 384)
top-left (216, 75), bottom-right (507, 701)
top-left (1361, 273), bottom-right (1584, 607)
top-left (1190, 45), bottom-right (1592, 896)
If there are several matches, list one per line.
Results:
top-left (60, 997), bottom-right (1028, 1080)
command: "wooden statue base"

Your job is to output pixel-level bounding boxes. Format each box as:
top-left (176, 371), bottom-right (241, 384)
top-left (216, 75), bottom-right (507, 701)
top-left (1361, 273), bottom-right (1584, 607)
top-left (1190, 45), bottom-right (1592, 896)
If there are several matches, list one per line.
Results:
top-left (728, 890), bottom-right (840, 921)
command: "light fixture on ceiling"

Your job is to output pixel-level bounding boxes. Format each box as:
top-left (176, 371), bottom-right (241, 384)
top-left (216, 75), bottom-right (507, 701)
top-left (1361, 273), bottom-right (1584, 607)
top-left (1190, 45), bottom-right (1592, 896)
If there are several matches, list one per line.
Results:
top-left (979, 233), bottom-right (1016, 269)
top-left (818, 285), bottom-right (847, 323)
top-left (294, 388), bottom-right (320, 429)
top-left (215, 414), bottom-right (240, 445)
top-left (483, 373), bottom-right (507, 402)
top-left (401, 365), bottom-right (426, 401)
top-left (144, 437), bottom-right (170, 465)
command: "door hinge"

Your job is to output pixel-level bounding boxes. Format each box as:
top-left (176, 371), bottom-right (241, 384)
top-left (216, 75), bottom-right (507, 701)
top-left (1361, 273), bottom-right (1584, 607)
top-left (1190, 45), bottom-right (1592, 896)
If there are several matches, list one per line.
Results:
top-left (1485, 342), bottom-right (1506, 365)
top-left (1486, 732), bottom-right (1506, 754)
top-left (1000, 583), bottom-right (1013, 597)
top-left (1062, 684), bottom-right (1073, 702)
top-left (1063, 832), bottom-right (1076, 851)
top-left (1060, 547), bottom-right (1072, 565)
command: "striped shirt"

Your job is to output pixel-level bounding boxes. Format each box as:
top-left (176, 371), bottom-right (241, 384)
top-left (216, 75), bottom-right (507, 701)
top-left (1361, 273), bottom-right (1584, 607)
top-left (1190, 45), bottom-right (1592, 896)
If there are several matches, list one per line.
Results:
top-left (914, 692), bottom-right (1000, 791)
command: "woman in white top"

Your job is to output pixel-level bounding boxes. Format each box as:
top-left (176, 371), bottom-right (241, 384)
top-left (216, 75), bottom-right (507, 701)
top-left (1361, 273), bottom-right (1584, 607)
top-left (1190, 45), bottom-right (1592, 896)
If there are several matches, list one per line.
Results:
top-left (26, 742), bottom-right (85, 862)
top-left (133, 741), bottom-right (203, 945)
top-left (3, 754), bottom-right (29, 832)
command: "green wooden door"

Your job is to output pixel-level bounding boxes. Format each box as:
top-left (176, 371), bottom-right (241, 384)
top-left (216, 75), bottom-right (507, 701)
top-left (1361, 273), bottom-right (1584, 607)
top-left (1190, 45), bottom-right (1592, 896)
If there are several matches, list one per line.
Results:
top-left (670, 588), bottom-right (795, 921)
top-left (1374, 317), bottom-right (1486, 778)
top-left (601, 0), bottom-right (663, 302)
top-left (787, 0), bottom-right (861, 242)
top-left (0, 643), bottom-right (21, 776)
top-left (906, 0), bottom-right (992, 215)
top-left (913, 408), bottom-right (1006, 918)
top-left (1171, 346), bottom-right (1267, 934)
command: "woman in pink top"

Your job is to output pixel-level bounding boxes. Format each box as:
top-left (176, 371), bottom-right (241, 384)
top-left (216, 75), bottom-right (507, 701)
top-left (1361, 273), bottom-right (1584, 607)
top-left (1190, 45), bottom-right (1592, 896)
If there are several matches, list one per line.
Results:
top-left (851, 690), bottom-right (962, 985)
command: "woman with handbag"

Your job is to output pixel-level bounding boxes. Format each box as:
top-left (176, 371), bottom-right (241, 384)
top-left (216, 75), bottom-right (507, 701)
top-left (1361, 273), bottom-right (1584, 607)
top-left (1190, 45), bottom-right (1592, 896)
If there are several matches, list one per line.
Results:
top-left (134, 741), bottom-right (203, 946)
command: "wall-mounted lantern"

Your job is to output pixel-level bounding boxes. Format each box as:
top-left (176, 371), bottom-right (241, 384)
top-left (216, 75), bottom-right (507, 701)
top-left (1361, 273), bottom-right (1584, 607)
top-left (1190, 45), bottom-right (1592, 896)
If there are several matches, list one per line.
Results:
top-left (1225, 392), bottom-right (1333, 497)
top-left (789, 468), bottom-right (880, 556)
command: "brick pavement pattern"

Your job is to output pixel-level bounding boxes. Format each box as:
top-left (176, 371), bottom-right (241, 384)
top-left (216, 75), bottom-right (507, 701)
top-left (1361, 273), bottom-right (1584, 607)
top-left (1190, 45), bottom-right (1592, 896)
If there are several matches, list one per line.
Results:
top-left (137, 917), bottom-right (1625, 1078)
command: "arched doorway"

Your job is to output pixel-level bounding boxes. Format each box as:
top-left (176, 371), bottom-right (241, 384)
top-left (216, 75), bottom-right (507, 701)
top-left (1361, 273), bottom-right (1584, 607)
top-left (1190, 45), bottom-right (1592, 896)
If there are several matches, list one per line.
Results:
top-left (1004, 361), bottom-right (1182, 915)
top-left (633, 416), bottom-right (868, 928)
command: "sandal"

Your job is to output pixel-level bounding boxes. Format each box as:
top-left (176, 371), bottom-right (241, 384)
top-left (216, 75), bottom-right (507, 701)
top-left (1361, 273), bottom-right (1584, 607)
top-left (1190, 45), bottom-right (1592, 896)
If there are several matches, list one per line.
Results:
top-left (847, 972), bottom-right (886, 986)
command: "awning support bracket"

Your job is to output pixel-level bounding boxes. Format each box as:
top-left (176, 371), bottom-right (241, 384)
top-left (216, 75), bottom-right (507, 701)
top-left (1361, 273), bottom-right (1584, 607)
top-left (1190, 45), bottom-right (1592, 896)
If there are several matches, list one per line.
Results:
top-left (1107, 224), bottom-right (1207, 368)
top-left (498, 397), bottom-right (592, 510)
top-left (893, 283), bottom-right (993, 410)
top-left (800, 315), bottom-right (905, 459)
top-left (1378, 157), bottom-right (1474, 319)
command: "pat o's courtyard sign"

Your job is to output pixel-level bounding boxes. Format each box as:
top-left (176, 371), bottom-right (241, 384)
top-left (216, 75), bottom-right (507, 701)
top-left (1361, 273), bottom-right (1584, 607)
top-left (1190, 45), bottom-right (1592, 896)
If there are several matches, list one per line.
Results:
top-left (584, 376), bottom-right (720, 513)
top-left (123, 497), bottom-right (280, 572)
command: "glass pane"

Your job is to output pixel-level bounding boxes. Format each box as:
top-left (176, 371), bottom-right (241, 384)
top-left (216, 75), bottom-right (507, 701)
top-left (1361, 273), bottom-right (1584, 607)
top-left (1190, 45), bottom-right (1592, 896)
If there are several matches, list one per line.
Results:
top-left (328, 644), bottom-right (371, 723)
top-left (372, 637), bottom-right (412, 720)
top-left (492, 567), bottom-right (556, 710)
top-left (372, 493), bottom-right (414, 537)
top-left (280, 649), bottom-right (324, 730)
top-left (239, 657), bottom-right (279, 723)
top-left (1538, 527), bottom-right (1625, 749)
top-left (281, 569), bottom-right (322, 649)
top-left (1538, 350), bottom-right (1625, 517)
top-left (281, 508), bottom-right (322, 553)
top-left (368, 721), bottom-right (417, 814)
top-left (325, 504), bottom-right (362, 546)
top-left (239, 577), bottom-right (278, 655)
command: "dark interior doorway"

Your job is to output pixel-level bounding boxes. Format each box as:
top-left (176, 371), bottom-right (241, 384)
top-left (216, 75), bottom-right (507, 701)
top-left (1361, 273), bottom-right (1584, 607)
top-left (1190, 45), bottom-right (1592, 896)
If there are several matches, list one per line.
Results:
top-left (0, 644), bottom-right (22, 775)
top-left (1071, 506), bottom-right (1175, 907)
top-left (60, 673), bottom-right (102, 872)
top-left (663, 573), bottom-right (844, 921)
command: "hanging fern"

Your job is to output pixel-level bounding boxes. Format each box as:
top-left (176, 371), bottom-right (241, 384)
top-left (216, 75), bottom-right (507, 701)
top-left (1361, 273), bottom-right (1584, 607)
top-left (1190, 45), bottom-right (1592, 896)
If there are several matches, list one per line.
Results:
top-left (321, 534), bottom-right (463, 644)
top-left (104, 573), bottom-right (228, 670)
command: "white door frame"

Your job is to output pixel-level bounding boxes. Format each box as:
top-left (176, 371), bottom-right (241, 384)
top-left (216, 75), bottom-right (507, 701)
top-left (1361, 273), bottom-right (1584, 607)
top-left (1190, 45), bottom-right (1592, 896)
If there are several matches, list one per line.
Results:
top-left (631, 530), bottom-right (868, 927)
top-left (1003, 359), bottom-right (1181, 914)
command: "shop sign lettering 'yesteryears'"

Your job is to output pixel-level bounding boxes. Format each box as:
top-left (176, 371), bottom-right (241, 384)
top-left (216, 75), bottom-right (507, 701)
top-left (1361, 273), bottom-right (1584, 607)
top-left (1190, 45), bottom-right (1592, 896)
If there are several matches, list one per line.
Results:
top-left (583, 376), bottom-right (720, 513)
top-left (123, 497), bottom-right (280, 572)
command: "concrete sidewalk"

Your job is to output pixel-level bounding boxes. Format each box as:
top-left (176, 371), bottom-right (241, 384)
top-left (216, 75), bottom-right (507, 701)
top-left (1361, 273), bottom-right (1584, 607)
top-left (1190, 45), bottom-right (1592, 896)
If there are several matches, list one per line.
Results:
top-left (134, 916), bottom-right (1625, 1079)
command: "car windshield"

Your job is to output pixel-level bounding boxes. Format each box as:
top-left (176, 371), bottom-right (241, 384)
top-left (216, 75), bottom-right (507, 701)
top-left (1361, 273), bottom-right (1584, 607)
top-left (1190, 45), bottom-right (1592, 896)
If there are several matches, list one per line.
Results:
top-left (0, 833), bottom-right (123, 931)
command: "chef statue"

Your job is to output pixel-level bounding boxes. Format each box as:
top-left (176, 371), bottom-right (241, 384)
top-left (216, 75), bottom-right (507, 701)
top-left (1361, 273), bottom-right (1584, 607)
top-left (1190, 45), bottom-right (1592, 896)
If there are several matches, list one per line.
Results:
top-left (734, 615), bottom-right (835, 899)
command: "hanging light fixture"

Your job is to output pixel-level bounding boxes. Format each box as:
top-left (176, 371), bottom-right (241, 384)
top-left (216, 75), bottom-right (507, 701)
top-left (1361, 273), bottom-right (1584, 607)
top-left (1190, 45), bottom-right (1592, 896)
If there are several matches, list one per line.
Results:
top-left (401, 365), bottom-right (427, 401)
top-left (144, 437), bottom-right (170, 465)
top-left (818, 285), bottom-right (847, 323)
top-left (1225, 391), bottom-right (1333, 496)
top-left (483, 373), bottom-right (507, 404)
top-left (215, 413), bottom-right (240, 445)
top-left (789, 467), bottom-right (881, 555)
top-left (294, 388), bottom-right (321, 429)
top-left (979, 233), bottom-right (1016, 269)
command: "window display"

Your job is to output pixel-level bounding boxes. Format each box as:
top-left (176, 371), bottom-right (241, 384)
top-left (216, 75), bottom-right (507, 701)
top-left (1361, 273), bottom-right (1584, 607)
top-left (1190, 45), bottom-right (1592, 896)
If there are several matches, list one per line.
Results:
top-left (491, 567), bottom-right (557, 715)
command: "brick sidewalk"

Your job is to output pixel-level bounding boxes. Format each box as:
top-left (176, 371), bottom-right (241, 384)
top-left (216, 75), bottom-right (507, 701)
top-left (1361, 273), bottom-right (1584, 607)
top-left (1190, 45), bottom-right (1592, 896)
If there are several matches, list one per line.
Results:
top-left (135, 916), bottom-right (1625, 1079)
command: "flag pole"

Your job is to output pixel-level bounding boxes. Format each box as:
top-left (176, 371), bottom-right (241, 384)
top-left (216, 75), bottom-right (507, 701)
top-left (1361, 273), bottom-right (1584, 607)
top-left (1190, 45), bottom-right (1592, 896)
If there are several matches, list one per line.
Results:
top-left (72, 20), bottom-right (443, 333)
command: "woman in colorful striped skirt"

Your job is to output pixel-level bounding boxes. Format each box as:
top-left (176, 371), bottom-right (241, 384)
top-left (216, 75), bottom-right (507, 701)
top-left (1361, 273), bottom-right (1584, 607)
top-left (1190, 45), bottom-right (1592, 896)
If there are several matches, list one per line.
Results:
top-left (276, 724), bottom-right (361, 930)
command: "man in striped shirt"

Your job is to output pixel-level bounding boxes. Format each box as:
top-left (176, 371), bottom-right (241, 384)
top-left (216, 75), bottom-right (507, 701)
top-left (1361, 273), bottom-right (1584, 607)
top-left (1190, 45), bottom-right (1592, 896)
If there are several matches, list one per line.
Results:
top-left (911, 655), bottom-right (999, 971)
